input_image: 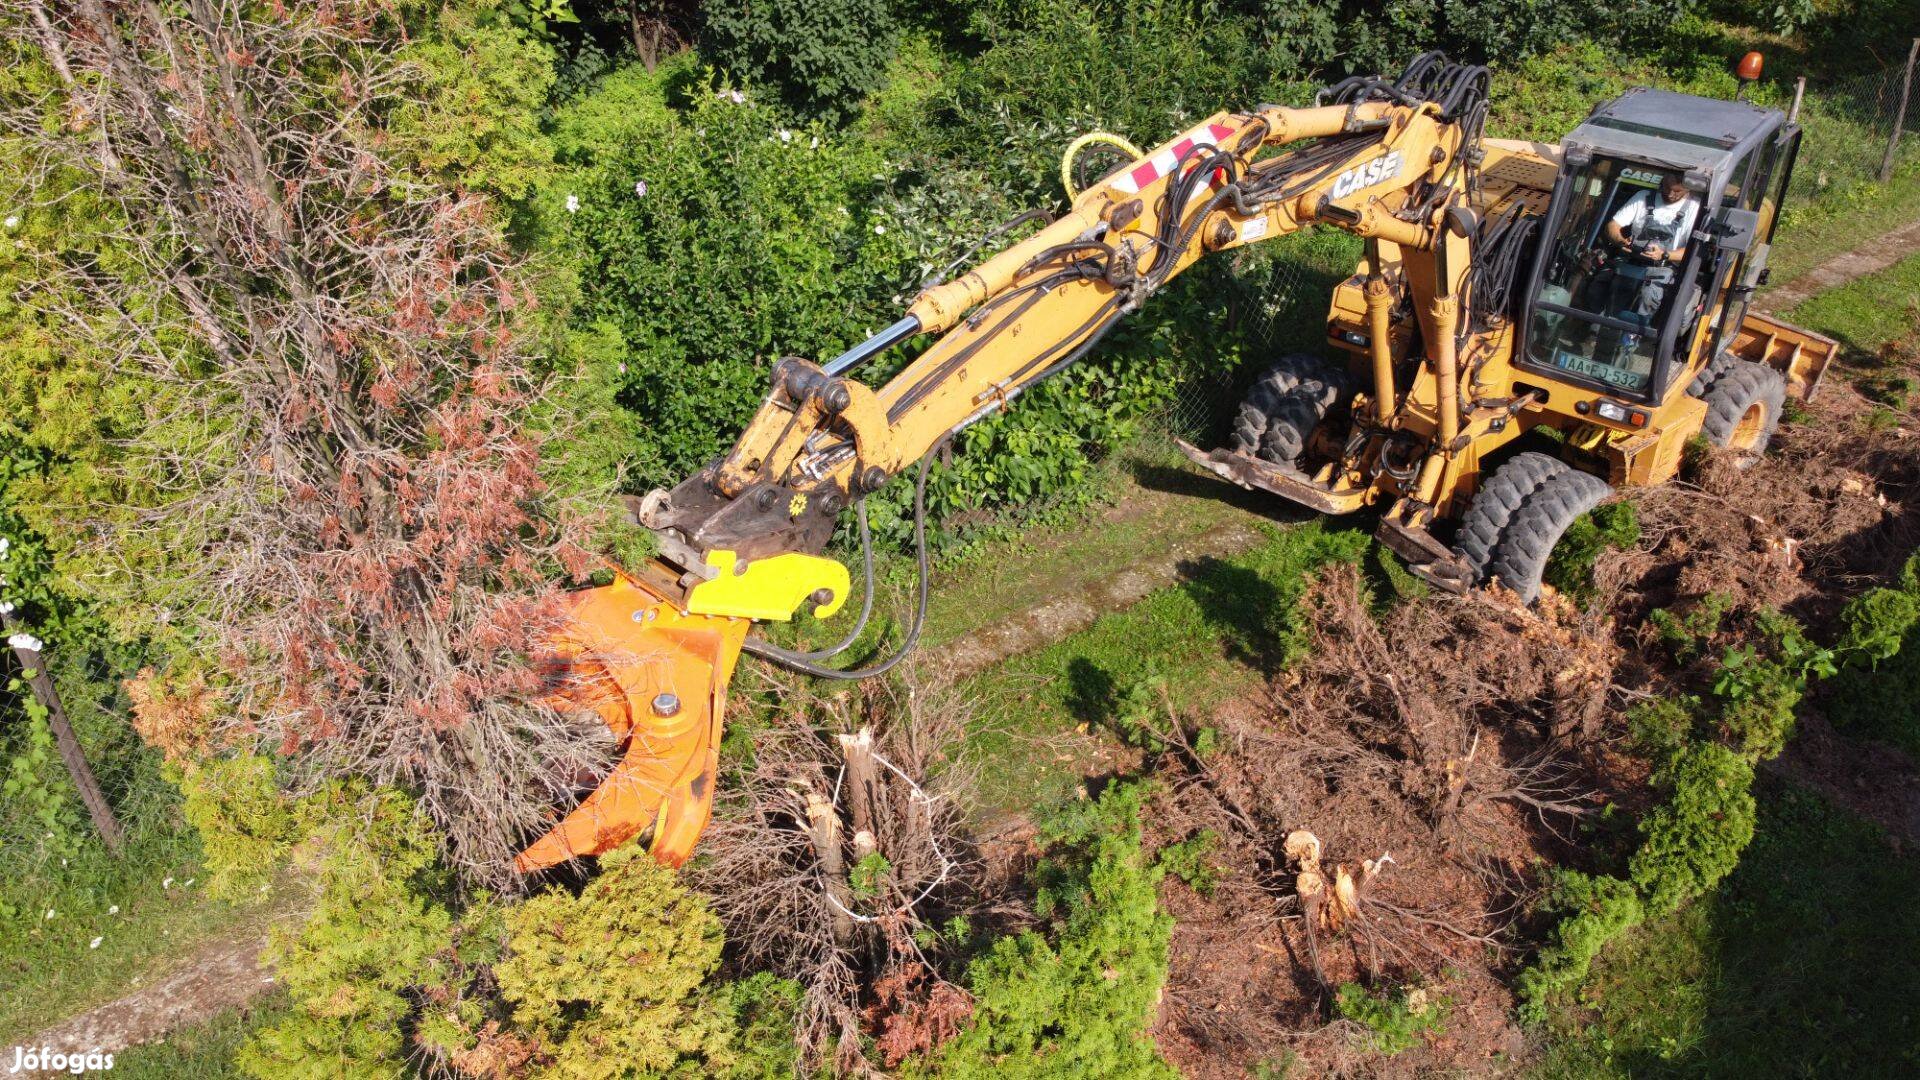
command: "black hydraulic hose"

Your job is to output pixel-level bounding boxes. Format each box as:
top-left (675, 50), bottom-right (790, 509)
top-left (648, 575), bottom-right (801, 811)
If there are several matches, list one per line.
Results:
top-left (742, 434), bottom-right (949, 680)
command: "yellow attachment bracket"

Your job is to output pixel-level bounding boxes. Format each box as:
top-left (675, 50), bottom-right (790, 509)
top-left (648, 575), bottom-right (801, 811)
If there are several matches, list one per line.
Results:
top-left (1568, 422), bottom-right (1612, 455)
top-left (685, 550), bottom-right (852, 622)
top-left (1061, 131), bottom-right (1145, 201)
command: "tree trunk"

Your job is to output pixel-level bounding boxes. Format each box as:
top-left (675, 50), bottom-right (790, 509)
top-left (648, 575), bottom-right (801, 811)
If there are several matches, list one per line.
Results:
top-left (806, 789), bottom-right (855, 946)
top-left (3, 609), bottom-right (125, 852)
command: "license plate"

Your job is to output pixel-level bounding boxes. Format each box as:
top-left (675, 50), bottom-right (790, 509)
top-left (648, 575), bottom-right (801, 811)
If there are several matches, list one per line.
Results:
top-left (1554, 349), bottom-right (1645, 391)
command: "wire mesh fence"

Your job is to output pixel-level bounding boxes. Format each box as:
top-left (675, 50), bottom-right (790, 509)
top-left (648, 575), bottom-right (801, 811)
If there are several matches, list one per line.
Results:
top-left (1793, 44), bottom-right (1920, 198)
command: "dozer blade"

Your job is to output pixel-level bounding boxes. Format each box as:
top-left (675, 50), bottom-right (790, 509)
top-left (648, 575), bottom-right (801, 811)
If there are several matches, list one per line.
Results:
top-left (514, 569), bottom-right (750, 873)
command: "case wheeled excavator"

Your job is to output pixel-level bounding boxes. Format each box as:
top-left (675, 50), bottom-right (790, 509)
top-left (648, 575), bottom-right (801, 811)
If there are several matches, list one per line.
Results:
top-left (513, 52), bottom-right (1836, 874)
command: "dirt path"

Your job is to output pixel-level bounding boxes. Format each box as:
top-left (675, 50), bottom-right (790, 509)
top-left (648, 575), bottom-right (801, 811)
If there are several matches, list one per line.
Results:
top-left (1758, 214), bottom-right (1920, 313)
top-left (930, 518), bottom-right (1268, 684)
top-left (18, 930), bottom-right (275, 1071)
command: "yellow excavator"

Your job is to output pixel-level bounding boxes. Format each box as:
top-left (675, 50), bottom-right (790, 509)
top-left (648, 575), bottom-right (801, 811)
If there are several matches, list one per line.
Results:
top-left (513, 51), bottom-right (1836, 874)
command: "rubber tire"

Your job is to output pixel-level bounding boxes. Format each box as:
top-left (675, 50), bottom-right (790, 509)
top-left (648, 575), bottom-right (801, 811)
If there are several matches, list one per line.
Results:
top-left (1687, 347), bottom-right (1737, 399)
top-left (1699, 359), bottom-right (1787, 462)
top-left (1487, 468), bottom-right (1616, 604)
top-left (1230, 353), bottom-right (1352, 466)
top-left (1452, 452), bottom-right (1571, 583)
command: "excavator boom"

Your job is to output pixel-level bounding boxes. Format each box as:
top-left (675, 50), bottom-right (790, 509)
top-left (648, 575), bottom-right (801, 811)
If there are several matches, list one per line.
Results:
top-left (516, 54), bottom-right (1501, 871)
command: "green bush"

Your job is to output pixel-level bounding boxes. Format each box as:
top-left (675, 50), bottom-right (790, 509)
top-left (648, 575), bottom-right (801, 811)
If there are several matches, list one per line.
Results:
top-left (1626, 696), bottom-right (1699, 760)
top-left (700, 0), bottom-right (900, 122)
top-left (1825, 552), bottom-right (1920, 753)
top-left (915, 781), bottom-right (1175, 1078)
top-left (1515, 870), bottom-right (1645, 1023)
top-left (1154, 828), bottom-right (1224, 896)
top-left (1629, 743), bottom-right (1758, 917)
top-left (497, 846), bottom-right (757, 1079)
top-left (241, 787), bottom-right (468, 1079)
top-left (1333, 982), bottom-right (1448, 1054)
top-left (174, 756), bottom-right (299, 902)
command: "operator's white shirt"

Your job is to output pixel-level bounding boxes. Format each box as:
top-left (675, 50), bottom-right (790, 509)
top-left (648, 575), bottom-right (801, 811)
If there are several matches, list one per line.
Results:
top-left (1610, 191), bottom-right (1699, 250)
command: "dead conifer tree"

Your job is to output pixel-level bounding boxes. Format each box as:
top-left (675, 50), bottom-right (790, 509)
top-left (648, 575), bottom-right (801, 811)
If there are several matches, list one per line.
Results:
top-left (1, 1), bottom-right (611, 884)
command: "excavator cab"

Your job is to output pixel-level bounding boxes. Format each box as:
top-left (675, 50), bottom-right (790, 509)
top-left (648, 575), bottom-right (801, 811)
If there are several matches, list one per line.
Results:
top-left (1520, 88), bottom-right (1825, 408)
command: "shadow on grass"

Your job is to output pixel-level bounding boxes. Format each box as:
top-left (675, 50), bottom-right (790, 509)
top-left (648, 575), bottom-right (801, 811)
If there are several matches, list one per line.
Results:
top-left (1542, 776), bottom-right (1920, 1078)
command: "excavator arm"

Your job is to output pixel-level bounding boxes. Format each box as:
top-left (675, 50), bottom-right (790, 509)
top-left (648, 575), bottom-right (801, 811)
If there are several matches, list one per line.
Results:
top-left (515, 55), bottom-right (1494, 873)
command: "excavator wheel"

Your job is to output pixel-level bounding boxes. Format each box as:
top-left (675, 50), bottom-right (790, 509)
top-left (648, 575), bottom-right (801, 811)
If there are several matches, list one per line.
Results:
top-left (1231, 353), bottom-right (1352, 466)
top-left (1686, 347), bottom-right (1737, 399)
top-left (1699, 359), bottom-right (1786, 465)
top-left (1453, 451), bottom-right (1571, 583)
top-left (1487, 467), bottom-right (1616, 604)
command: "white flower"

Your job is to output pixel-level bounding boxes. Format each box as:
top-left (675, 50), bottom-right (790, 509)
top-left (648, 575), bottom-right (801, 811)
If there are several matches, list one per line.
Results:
top-left (162, 877), bottom-right (173, 889)
top-left (8, 633), bottom-right (42, 653)
top-left (108, 905), bottom-right (119, 915)
top-left (727, 89), bottom-right (746, 105)
top-left (617, 362), bottom-right (627, 374)
top-left (873, 224), bottom-right (886, 235)
top-left (44, 909), bottom-right (54, 920)
top-left (0, 535), bottom-right (9, 557)
top-left (89, 937), bottom-right (102, 950)
top-left (777, 129), bottom-right (793, 143)
top-left (3, 215), bottom-right (17, 230)
top-left (0, 603), bottom-right (15, 617)
top-left (183, 879), bottom-right (194, 887)
top-left (633, 180), bottom-right (648, 198)
top-left (810, 136), bottom-right (821, 149)
top-left (564, 193), bottom-right (581, 214)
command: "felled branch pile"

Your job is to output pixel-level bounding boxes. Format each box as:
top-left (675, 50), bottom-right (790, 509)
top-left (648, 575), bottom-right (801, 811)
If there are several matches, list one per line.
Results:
top-left (684, 666), bottom-right (982, 1070)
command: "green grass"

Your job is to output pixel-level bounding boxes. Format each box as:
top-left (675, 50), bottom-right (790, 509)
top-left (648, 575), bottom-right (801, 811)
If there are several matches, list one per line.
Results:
top-left (959, 518), bottom-right (1370, 815)
top-left (0, 825), bottom-right (291, 1041)
top-left (107, 998), bottom-right (287, 1079)
top-left (1536, 780), bottom-right (1920, 1078)
top-left (1782, 250), bottom-right (1920, 359)
top-left (1767, 170), bottom-right (1920, 287)
top-left (920, 443), bottom-right (1283, 650)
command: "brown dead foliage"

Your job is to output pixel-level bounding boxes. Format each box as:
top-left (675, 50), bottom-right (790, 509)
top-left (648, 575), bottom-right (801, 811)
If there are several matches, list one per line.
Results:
top-left (1148, 564), bottom-right (1625, 1078)
top-left (683, 661), bottom-right (990, 1072)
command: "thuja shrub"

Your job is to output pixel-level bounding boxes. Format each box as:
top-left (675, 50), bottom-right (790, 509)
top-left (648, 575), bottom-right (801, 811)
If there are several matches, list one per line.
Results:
top-left (1826, 552), bottom-right (1920, 754)
top-left (1514, 870), bottom-right (1644, 1023)
top-left (1334, 982), bottom-right (1448, 1055)
top-left (240, 787), bottom-right (471, 1079)
top-left (1543, 502), bottom-right (1640, 608)
top-left (172, 756), bottom-right (299, 902)
top-left (912, 781), bottom-right (1176, 1078)
top-left (1628, 742), bottom-right (1758, 918)
top-left (495, 847), bottom-right (780, 1078)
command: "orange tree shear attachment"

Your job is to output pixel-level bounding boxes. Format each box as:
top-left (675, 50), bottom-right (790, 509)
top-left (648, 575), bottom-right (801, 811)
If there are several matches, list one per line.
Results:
top-left (513, 572), bottom-right (750, 873)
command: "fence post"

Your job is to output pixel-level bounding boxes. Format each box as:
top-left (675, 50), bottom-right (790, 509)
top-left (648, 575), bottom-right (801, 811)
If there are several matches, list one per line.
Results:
top-left (1878, 38), bottom-right (1920, 183)
top-left (3, 608), bottom-right (125, 852)
top-left (1789, 77), bottom-right (1806, 124)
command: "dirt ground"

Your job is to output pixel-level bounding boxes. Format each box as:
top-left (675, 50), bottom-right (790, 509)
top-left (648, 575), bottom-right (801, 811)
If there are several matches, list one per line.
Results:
top-left (1143, 342), bottom-right (1920, 1077)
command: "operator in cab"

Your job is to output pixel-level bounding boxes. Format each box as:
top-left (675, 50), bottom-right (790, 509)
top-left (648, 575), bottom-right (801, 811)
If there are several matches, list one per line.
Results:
top-left (1597, 172), bottom-right (1700, 350)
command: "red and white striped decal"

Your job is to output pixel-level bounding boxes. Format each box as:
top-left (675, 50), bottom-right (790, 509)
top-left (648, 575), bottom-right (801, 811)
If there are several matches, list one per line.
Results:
top-left (1110, 122), bottom-right (1237, 194)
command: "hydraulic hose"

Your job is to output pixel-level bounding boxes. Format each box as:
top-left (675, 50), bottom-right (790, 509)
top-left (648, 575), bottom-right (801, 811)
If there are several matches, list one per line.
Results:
top-left (742, 433), bottom-right (949, 680)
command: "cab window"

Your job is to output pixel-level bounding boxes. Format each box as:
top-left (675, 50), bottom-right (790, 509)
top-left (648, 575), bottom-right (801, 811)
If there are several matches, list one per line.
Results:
top-left (1526, 159), bottom-right (1701, 398)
